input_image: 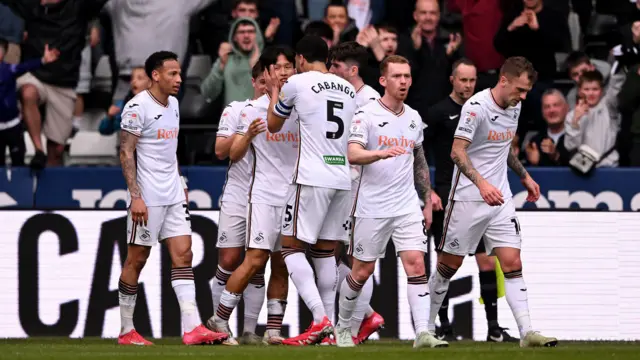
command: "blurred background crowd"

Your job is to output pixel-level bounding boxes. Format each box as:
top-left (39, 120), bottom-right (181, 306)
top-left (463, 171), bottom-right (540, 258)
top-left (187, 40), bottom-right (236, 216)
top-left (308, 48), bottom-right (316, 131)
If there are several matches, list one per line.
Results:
top-left (1, 0), bottom-right (640, 171)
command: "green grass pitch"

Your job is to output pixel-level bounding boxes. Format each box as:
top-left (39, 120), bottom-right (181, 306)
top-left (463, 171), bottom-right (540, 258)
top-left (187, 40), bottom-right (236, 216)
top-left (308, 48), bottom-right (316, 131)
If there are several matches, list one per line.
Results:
top-left (0, 338), bottom-right (638, 360)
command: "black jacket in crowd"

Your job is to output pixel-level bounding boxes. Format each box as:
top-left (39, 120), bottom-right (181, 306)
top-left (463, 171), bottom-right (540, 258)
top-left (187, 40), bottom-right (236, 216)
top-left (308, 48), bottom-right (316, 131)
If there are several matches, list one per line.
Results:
top-left (526, 130), bottom-right (571, 166)
top-left (0, 0), bottom-right (108, 89)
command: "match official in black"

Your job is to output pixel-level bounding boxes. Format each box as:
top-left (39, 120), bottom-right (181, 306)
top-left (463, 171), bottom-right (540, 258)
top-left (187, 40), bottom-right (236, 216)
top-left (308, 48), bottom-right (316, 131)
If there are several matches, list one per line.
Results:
top-left (424, 58), bottom-right (518, 343)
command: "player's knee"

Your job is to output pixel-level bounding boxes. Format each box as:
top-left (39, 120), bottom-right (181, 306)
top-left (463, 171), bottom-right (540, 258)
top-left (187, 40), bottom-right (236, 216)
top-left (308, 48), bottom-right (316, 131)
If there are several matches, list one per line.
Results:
top-left (244, 250), bottom-right (269, 272)
top-left (402, 253), bottom-right (426, 276)
top-left (218, 248), bottom-right (242, 270)
top-left (499, 256), bottom-right (522, 273)
top-left (172, 247), bottom-right (193, 267)
top-left (439, 252), bottom-right (464, 270)
top-left (20, 85), bottom-right (39, 104)
top-left (351, 261), bottom-right (374, 283)
top-left (124, 255), bottom-right (147, 273)
top-left (475, 254), bottom-right (495, 272)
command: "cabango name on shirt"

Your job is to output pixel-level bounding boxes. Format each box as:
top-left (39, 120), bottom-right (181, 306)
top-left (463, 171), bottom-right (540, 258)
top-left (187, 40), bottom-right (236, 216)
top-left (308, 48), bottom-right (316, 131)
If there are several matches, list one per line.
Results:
top-left (311, 81), bottom-right (356, 98)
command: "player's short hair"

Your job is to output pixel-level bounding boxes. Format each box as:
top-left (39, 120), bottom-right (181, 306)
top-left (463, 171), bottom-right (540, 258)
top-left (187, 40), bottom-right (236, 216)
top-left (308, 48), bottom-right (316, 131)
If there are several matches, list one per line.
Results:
top-left (578, 70), bottom-right (604, 87)
top-left (499, 56), bottom-right (538, 84)
top-left (375, 24), bottom-right (398, 35)
top-left (304, 21), bottom-right (333, 41)
top-left (565, 51), bottom-right (591, 71)
top-left (259, 45), bottom-right (296, 71)
top-left (232, 0), bottom-right (258, 9)
top-left (0, 38), bottom-right (7, 53)
top-left (329, 41), bottom-right (368, 68)
top-left (324, 0), bottom-right (347, 17)
top-left (296, 35), bottom-right (329, 64)
top-left (251, 61), bottom-right (262, 79)
top-left (380, 55), bottom-right (410, 74)
top-left (451, 57), bottom-right (475, 76)
top-left (144, 51), bottom-right (179, 79)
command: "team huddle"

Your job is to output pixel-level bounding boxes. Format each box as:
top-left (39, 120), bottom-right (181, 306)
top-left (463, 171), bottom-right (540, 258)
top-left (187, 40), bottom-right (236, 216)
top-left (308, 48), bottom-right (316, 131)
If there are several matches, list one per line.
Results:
top-left (117, 35), bottom-right (558, 348)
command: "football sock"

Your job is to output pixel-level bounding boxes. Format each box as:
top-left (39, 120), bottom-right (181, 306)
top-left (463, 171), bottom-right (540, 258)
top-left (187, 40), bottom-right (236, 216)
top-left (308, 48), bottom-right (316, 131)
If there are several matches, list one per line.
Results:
top-left (212, 266), bottom-right (232, 314)
top-left (438, 292), bottom-right (451, 327)
top-left (118, 279), bottom-right (137, 335)
top-left (337, 273), bottom-right (363, 329)
top-left (216, 289), bottom-right (242, 322)
top-left (243, 270), bottom-right (266, 334)
top-left (407, 274), bottom-right (430, 334)
top-left (266, 299), bottom-right (287, 332)
top-left (310, 248), bottom-right (338, 323)
top-left (351, 276), bottom-right (374, 336)
top-left (282, 248), bottom-right (326, 323)
top-left (171, 267), bottom-right (199, 333)
top-left (337, 261), bottom-right (351, 294)
top-left (429, 263), bottom-right (456, 333)
top-left (504, 270), bottom-right (532, 338)
top-left (479, 270), bottom-right (499, 329)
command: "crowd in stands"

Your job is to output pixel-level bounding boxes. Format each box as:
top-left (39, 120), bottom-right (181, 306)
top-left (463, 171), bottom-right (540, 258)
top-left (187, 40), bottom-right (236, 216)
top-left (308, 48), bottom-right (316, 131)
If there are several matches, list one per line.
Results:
top-left (1, 0), bottom-right (640, 169)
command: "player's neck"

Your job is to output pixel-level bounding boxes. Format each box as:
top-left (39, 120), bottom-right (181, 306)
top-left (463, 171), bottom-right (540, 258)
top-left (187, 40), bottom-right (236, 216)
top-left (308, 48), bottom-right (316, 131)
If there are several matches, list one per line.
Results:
top-left (350, 77), bottom-right (365, 92)
top-left (380, 93), bottom-right (404, 113)
top-left (148, 85), bottom-right (169, 106)
top-left (490, 87), bottom-right (508, 109)
top-left (306, 62), bottom-right (328, 73)
top-left (449, 92), bottom-right (466, 105)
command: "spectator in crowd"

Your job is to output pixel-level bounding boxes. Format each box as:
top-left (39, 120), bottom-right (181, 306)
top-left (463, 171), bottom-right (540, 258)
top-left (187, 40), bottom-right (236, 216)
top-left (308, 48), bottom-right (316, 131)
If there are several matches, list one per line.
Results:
top-left (0, 40), bottom-right (59, 167)
top-left (72, 22), bottom-right (102, 134)
top-left (565, 70), bottom-right (625, 167)
top-left (613, 18), bottom-right (640, 71)
top-left (308, 0), bottom-right (384, 30)
top-left (98, 67), bottom-right (150, 136)
top-left (0, 4), bottom-right (23, 64)
top-left (564, 51), bottom-right (611, 109)
top-left (304, 21), bottom-right (335, 48)
top-left (617, 64), bottom-right (640, 165)
top-left (201, 18), bottom-right (264, 105)
top-left (447, 0), bottom-right (505, 92)
top-left (2, 0), bottom-right (108, 169)
top-left (524, 89), bottom-right (571, 166)
top-left (324, 1), bottom-right (359, 45)
top-left (355, 24), bottom-right (399, 92)
top-left (103, 0), bottom-right (213, 103)
top-left (398, 0), bottom-right (462, 117)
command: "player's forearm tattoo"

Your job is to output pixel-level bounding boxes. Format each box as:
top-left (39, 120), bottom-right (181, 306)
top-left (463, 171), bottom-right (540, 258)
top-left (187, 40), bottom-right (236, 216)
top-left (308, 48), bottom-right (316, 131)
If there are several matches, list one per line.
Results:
top-left (413, 145), bottom-right (431, 202)
top-left (119, 131), bottom-right (141, 197)
top-left (451, 139), bottom-right (482, 185)
top-left (507, 146), bottom-right (528, 179)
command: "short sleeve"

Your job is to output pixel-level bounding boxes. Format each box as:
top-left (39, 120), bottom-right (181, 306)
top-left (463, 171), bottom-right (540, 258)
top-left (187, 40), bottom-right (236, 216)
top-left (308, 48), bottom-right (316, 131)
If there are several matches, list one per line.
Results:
top-left (454, 103), bottom-right (482, 142)
top-left (348, 110), bottom-right (370, 147)
top-left (236, 105), bottom-right (255, 136)
top-left (273, 78), bottom-right (297, 118)
top-left (120, 101), bottom-right (145, 137)
top-left (216, 104), bottom-right (238, 138)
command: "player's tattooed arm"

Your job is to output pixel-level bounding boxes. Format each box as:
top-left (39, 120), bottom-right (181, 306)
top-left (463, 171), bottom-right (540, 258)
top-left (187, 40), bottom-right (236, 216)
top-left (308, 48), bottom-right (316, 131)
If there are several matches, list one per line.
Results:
top-left (413, 145), bottom-right (431, 203)
top-left (451, 137), bottom-right (485, 185)
top-left (507, 145), bottom-right (529, 179)
top-left (119, 130), bottom-right (141, 198)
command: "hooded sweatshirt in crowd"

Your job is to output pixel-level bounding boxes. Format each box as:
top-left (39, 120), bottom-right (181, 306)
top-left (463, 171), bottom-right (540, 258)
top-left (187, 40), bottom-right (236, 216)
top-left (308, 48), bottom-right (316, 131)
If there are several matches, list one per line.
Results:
top-left (200, 17), bottom-right (265, 106)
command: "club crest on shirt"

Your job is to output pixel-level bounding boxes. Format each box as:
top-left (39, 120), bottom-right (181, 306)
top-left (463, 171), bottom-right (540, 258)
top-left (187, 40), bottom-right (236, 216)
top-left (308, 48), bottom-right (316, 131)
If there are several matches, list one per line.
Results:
top-left (409, 119), bottom-right (417, 130)
top-left (513, 109), bottom-right (519, 119)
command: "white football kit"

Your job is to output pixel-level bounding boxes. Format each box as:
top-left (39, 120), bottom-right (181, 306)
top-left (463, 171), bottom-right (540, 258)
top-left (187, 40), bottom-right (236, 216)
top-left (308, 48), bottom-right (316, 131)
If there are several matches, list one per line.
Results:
top-left (237, 94), bottom-right (299, 251)
top-left (216, 100), bottom-right (252, 249)
top-left (121, 90), bottom-right (190, 246)
top-left (440, 89), bottom-right (522, 256)
top-left (273, 71), bottom-right (357, 244)
top-left (348, 100), bottom-right (428, 261)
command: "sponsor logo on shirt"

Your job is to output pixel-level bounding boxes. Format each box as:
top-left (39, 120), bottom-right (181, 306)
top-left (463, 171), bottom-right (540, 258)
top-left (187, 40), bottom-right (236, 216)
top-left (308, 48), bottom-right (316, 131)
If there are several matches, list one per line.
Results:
top-left (323, 155), bottom-right (346, 165)
top-left (266, 131), bottom-right (299, 143)
top-left (464, 112), bottom-right (476, 125)
top-left (487, 129), bottom-right (515, 142)
top-left (378, 135), bottom-right (416, 149)
top-left (157, 128), bottom-right (179, 140)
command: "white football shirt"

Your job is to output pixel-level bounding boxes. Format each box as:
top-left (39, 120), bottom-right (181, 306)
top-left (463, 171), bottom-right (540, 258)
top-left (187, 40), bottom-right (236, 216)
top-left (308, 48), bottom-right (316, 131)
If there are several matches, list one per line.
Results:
top-left (349, 100), bottom-right (424, 218)
top-left (273, 71), bottom-right (357, 190)
top-left (238, 95), bottom-right (299, 206)
top-left (351, 84), bottom-right (380, 188)
top-left (217, 100), bottom-right (252, 206)
top-left (121, 90), bottom-right (184, 207)
top-left (451, 88), bottom-right (521, 201)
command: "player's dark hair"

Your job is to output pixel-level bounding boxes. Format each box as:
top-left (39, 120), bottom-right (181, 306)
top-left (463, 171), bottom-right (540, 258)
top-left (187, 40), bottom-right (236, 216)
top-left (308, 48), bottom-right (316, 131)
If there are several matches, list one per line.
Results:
top-left (144, 51), bottom-right (179, 79)
top-left (380, 55), bottom-right (410, 74)
top-left (565, 51), bottom-right (591, 71)
top-left (329, 41), bottom-right (368, 68)
top-left (499, 56), bottom-right (538, 84)
top-left (324, 0), bottom-right (347, 17)
top-left (451, 57), bottom-right (475, 76)
top-left (296, 35), bottom-right (329, 64)
top-left (259, 45), bottom-right (296, 71)
top-left (232, 0), bottom-right (258, 9)
top-left (251, 61), bottom-right (262, 79)
top-left (578, 70), bottom-right (604, 87)
top-left (304, 21), bottom-right (333, 41)
top-left (375, 24), bottom-right (398, 35)
top-left (0, 38), bottom-right (8, 53)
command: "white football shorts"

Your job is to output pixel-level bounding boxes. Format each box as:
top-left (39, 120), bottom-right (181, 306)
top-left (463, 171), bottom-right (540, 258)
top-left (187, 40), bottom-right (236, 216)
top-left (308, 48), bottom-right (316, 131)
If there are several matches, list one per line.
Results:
top-left (246, 203), bottom-right (283, 252)
top-left (439, 197), bottom-right (522, 256)
top-left (127, 201), bottom-right (192, 246)
top-left (216, 201), bottom-right (247, 248)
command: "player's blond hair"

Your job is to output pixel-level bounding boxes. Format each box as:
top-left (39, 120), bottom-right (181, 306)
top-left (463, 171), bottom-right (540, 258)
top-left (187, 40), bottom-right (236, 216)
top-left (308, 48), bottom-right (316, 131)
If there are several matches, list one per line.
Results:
top-left (500, 56), bottom-right (538, 84)
top-left (380, 55), bottom-right (410, 75)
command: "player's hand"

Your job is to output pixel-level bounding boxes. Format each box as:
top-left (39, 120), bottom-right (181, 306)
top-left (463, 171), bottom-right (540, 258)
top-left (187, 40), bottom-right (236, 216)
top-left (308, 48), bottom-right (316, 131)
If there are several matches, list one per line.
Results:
top-left (423, 200), bottom-right (433, 231)
top-left (446, 33), bottom-right (462, 56)
top-left (107, 104), bottom-right (121, 118)
top-left (430, 191), bottom-right (443, 211)
top-left (246, 117), bottom-right (267, 138)
top-left (263, 65), bottom-right (281, 94)
top-left (41, 44), bottom-right (60, 64)
top-left (477, 180), bottom-right (504, 206)
top-left (265, 17), bottom-right (281, 40)
top-left (508, 13), bottom-right (528, 31)
top-left (218, 42), bottom-right (233, 70)
top-left (525, 10), bottom-right (539, 30)
top-left (521, 175), bottom-right (540, 203)
top-left (525, 141), bottom-right (540, 165)
top-left (411, 25), bottom-right (422, 50)
top-left (377, 146), bottom-right (406, 159)
top-left (130, 197), bottom-right (148, 227)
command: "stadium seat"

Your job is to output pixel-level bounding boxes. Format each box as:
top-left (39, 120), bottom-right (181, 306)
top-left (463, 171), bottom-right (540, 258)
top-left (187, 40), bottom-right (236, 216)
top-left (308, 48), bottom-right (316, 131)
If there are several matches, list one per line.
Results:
top-left (584, 13), bottom-right (619, 60)
top-left (65, 131), bottom-right (119, 166)
top-left (185, 55), bottom-right (212, 87)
